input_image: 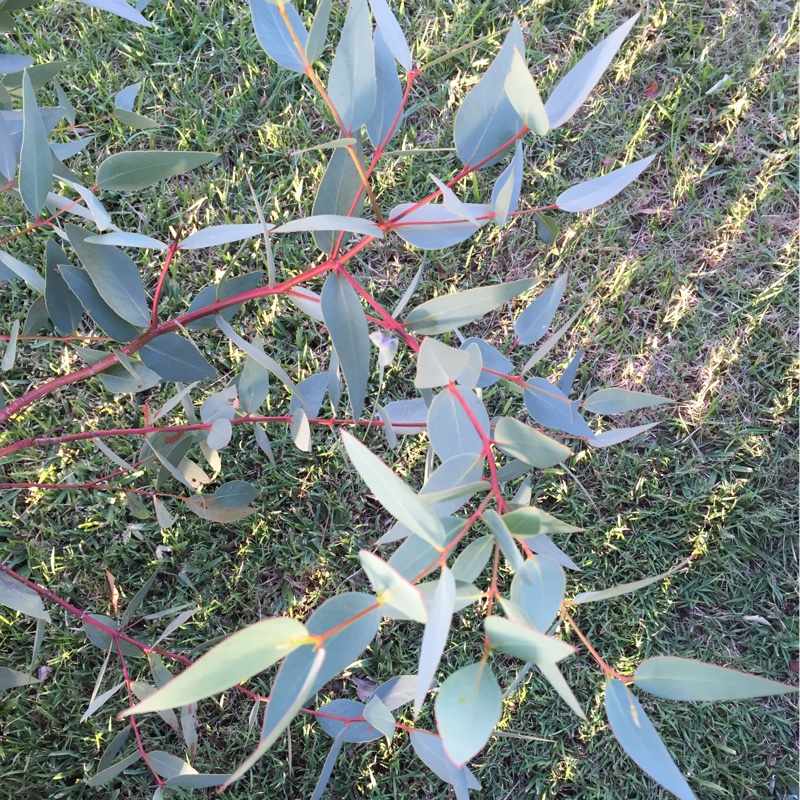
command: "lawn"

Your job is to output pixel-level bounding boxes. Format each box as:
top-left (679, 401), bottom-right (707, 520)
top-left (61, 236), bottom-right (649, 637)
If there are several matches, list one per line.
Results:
top-left (0, 0), bottom-right (797, 798)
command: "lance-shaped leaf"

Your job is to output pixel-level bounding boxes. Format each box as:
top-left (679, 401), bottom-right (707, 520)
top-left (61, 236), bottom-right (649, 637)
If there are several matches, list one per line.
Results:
top-left (310, 728), bottom-right (346, 800)
top-left (66, 224), bottom-right (150, 328)
top-left (389, 202), bottom-right (491, 250)
top-left (305, 0), bottom-right (332, 62)
top-left (482, 508), bottom-right (526, 575)
top-left (366, 28), bottom-right (403, 147)
top-left (19, 70), bottom-right (51, 217)
top-left (122, 617), bottom-right (308, 715)
top-left (238, 343), bottom-right (270, 414)
top-left (589, 422), bottom-right (659, 448)
top-left (312, 135), bottom-right (366, 253)
top-left (524, 377), bottom-right (594, 438)
top-left (556, 154), bottom-right (656, 213)
top-left (493, 416), bottom-right (571, 469)
top-left (249, 592), bottom-right (381, 785)
top-left (504, 48), bottom-right (549, 135)
top-left (454, 19), bottom-right (525, 167)
top-left (87, 749), bottom-right (142, 787)
top-left (633, 657), bottom-right (797, 702)
top-left (86, 232), bottom-right (167, 250)
top-left (223, 647), bottom-right (325, 788)
top-left (514, 273), bottom-right (567, 345)
top-left (427, 386), bottom-right (489, 461)
top-left (409, 730), bottom-right (481, 793)
top-left (405, 277), bottom-right (535, 335)
top-left (95, 150), bottom-right (217, 192)
top-left (58, 264), bottom-right (140, 342)
top-left (537, 661), bottom-right (586, 720)
top-left (429, 174), bottom-right (479, 225)
top-left (572, 558), bottom-right (691, 605)
top-left (327, 0), bottom-right (375, 133)
top-left (250, 0), bottom-right (308, 73)
top-left (360, 550), bottom-right (427, 623)
top-left (491, 140), bottom-right (524, 227)
top-left (341, 430), bottom-right (445, 548)
top-left (0, 572), bottom-right (49, 621)
top-left (510, 556), bottom-right (565, 632)
top-left (415, 337), bottom-right (471, 389)
top-left (179, 223), bottom-right (269, 249)
top-left (0, 666), bottom-right (41, 691)
top-left (0, 113), bottom-right (17, 182)
top-left (502, 505), bottom-right (583, 537)
top-left (557, 347), bottom-right (583, 394)
top-left (605, 678), bottom-right (697, 800)
top-left (436, 662), bottom-right (501, 765)
top-left (545, 13), bottom-right (641, 129)
top-left (414, 567), bottom-right (455, 715)
top-left (582, 387), bottom-right (673, 415)
top-left (485, 616), bottom-right (576, 664)
top-left (139, 333), bottom-right (216, 383)
top-left (321, 273), bottom-right (370, 420)
top-left (273, 215), bottom-right (381, 238)
top-left (369, 0), bottom-right (411, 70)
top-left (78, 0), bottom-right (153, 26)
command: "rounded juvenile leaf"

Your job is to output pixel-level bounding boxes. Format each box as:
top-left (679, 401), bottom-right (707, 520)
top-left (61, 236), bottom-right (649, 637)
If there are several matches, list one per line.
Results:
top-left (605, 678), bottom-right (697, 800)
top-left (510, 556), bottom-right (565, 632)
top-left (122, 617), bottom-right (308, 715)
top-left (435, 662), bottom-right (501, 765)
top-left (415, 338), bottom-right (472, 389)
top-left (633, 657), bottom-right (797, 702)
top-left (139, 333), bottom-right (216, 383)
top-left (316, 698), bottom-right (382, 742)
top-left (427, 387), bottom-right (488, 462)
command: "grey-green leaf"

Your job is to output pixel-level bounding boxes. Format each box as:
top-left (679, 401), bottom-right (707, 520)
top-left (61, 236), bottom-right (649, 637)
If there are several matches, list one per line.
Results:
top-left (140, 333), bottom-right (216, 383)
top-left (414, 567), bottom-right (455, 715)
top-left (405, 277), bottom-right (535, 335)
top-left (485, 615), bottom-right (576, 664)
top-left (545, 13), bottom-right (640, 129)
top-left (633, 657), bottom-right (797, 702)
top-left (514, 273), bottom-right (566, 346)
top-left (369, 0), bottom-right (412, 70)
top-left (95, 151), bottom-right (217, 192)
top-left (0, 572), bottom-right (50, 621)
top-left (582, 387), bottom-right (673, 415)
top-left (605, 678), bottom-right (697, 800)
top-left (122, 617), bottom-right (307, 714)
top-left (0, 666), bottom-right (41, 691)
top-left (305, 0), bottom-right (332, 62)
top-left (415, 337), bottom-right (472, 389)
top-left (312, 135), bottom-right (366, 253)
top-left (556, 154), bottom-right (656, 213)
top-left (321, 273), bottom-right (370, 420)
top-left (435, 662), bottom-right (501, 765)
top-left (454, 20), bottom-right (525, 167)
top-left (58, 264), bottom-right (139, 342)
top-left (504, 48), bottom-right (549, 135)
top-left (389, 202), bottom-right (491, 250)
top-left (510, 556), bottom-right (565, 632)
top-left (409, 730), bottom-right (481, 792)
top-left (493, 416), bottom-right (571, 469)
top-left (361, 550), bottom-right (427, 623)
top-left (19, 70), bottom-right (51, 217)
top-left (65, 224), bottom-right (150, 328)
top-left (250, 0), bottom-right (308, 74)
top-left (366, 29), bottom-right (403, 148)
top-left (327, 0), bottom-right (376, 133)
top-left (341, 430), bottom-right (445, 548)
top-left (491, 141), bottom-right (523, 227)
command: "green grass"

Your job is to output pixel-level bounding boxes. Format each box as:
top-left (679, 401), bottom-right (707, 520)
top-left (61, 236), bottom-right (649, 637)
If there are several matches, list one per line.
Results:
top-left (0, 0), bottom-right (797, 798)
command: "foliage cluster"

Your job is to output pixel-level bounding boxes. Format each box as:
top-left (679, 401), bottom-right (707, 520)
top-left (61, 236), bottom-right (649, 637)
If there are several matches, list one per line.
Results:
top-left (0, 0), bottom-right (795, 798)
